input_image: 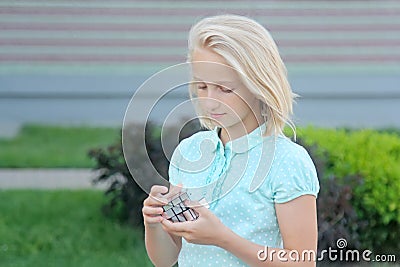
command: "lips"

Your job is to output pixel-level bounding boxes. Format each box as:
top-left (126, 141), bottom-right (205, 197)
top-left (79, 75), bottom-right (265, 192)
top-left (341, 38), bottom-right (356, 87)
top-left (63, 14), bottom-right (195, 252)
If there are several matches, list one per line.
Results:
top-left (210, 113), bottom-right (225, 119)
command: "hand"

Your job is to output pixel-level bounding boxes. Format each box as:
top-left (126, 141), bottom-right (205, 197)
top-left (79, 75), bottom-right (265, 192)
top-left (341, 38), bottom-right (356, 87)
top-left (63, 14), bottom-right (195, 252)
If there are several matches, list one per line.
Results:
top-left (161, 201), bottom-right (229, 246)
top-left (142, 184), bottom-right (181, 227)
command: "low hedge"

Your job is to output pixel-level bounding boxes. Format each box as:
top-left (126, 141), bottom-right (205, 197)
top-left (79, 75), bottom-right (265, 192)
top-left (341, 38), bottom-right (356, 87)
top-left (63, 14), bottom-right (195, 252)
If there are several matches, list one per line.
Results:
top-left (89, 123), bottom-right (400, 256)
top-left (297, 127), bottom-right (400, 254)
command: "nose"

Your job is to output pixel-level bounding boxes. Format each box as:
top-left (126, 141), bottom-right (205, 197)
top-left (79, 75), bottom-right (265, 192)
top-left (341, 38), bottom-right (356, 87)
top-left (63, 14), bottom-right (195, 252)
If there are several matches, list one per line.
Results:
top-left (203, 88), bottom-right (221, 110)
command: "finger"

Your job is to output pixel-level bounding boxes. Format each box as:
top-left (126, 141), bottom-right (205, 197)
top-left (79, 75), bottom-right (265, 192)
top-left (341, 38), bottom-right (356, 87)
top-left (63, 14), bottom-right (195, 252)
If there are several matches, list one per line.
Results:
top-left (144, 215), bottom-right (164, 224)
top-left (143, 195), bottom-right (168, 206)
top-left (142, 206), bottom-right (164, 216)
top-left (185, 200), bottom-right (208, 214)
top-left (161, 217), bottom-right (191, 232)
top-left (165, 184), bottom-right (183, 198)
top-left (161, 225), bottom-right (185, 237)
top-left (148, 186), bottom-right (170, 205)
top-left (161, 220), bottom-right (189, 236)
top-left (149, 185), bottom-right (169, 196)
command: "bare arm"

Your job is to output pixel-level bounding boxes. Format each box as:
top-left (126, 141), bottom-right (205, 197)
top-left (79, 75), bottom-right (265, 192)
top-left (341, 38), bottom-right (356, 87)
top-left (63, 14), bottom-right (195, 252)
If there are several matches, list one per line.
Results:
top-left (143, 185), bottom-right (182, 267)
top-left (216, 195), bottom-right (318, 266)
top-left (144, 224), bottom-right (181, 267)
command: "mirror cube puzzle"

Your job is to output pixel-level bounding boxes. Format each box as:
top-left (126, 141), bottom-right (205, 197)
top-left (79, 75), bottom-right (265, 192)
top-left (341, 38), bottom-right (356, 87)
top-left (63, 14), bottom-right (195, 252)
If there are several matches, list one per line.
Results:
top-left (162, 192), bottom-right (199, 222)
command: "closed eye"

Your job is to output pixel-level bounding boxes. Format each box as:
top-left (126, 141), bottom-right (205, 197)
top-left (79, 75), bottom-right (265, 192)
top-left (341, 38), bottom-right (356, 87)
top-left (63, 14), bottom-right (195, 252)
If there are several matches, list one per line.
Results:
top-left (197, 84), bottom-right (207, 90)
top-left (196, 82), bottom-right (207, 90)
top-left (220, 86), bottom-right (234, 93)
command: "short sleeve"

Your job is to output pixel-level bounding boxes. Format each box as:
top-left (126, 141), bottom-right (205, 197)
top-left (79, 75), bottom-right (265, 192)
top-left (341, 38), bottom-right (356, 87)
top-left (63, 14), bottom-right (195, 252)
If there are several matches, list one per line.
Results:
top-left (272, 146), bottom-right (320, 203)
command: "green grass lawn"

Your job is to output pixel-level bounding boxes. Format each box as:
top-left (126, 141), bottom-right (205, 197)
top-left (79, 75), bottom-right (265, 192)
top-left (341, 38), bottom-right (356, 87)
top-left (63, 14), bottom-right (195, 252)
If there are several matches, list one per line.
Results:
top-left (0, 191), bottom-right (397, 267)
top-left (0, 125), bottom-right (119, 168)
top-left (0, 190), bottom-right (153, 267)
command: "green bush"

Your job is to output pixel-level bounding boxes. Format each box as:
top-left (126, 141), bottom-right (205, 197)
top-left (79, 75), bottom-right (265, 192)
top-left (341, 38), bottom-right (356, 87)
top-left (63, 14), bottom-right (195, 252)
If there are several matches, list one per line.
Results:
top-left (315, 174), bottom-right (369, 256)
top-left (88, 121), bottom-right (201, 227)
top-left (297, 127), bottom-right (400, 254)
top-left (88, 128), bottom-right (148, 227)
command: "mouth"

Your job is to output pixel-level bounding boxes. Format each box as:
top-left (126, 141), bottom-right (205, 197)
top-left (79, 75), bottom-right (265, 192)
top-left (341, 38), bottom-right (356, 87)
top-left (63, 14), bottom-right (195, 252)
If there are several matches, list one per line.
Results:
top-left (209, 113), bottom-right (226, 119)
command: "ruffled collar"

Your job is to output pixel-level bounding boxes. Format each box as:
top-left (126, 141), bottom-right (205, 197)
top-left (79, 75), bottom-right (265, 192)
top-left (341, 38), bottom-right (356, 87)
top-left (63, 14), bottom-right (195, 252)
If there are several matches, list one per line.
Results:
top-left (211, 123), bottom-right (268, 154)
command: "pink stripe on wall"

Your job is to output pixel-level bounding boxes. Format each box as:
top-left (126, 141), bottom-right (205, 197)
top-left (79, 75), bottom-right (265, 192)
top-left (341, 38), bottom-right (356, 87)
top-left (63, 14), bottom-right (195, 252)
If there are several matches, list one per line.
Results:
top-left (0, 38), bottom-right (399, 48)
top-left (1, 22), bottom-right (399, 32)
top-left (0, 6), bottom-right (399, 17)
top-left (1, 54), bottom-right (399, 63)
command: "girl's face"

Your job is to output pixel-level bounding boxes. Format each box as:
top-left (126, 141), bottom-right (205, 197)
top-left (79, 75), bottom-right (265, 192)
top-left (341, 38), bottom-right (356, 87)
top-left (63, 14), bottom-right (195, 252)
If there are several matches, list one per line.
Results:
top-left (191, 47), bottom-right (261, 136)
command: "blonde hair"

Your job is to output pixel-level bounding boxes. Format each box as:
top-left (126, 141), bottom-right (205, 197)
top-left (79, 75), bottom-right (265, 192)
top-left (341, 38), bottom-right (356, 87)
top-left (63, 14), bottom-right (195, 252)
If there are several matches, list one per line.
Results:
top-left (187, 14), bottom-right (297, 137)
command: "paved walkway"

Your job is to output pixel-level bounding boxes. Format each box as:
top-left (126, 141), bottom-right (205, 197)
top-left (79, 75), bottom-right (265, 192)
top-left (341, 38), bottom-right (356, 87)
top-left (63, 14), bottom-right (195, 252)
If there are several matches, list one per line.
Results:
top-left (0, 168), bottom-right (108, 189)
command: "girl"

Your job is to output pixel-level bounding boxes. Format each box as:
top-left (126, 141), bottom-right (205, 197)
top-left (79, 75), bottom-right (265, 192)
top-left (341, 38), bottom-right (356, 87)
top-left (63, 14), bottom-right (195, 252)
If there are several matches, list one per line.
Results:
top-left (142, 15), bottom-right (319, 267)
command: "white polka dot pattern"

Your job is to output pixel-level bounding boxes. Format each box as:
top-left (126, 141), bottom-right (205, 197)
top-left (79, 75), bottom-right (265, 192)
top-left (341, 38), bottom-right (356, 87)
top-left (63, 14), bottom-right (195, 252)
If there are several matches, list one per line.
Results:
top-left (169, 124), bottom-right (320, 266)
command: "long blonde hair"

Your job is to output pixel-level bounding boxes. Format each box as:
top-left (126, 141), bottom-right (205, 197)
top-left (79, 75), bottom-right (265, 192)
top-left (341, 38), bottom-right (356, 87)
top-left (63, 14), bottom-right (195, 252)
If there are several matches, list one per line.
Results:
top-left (187, 14), bottom-right (297, 137)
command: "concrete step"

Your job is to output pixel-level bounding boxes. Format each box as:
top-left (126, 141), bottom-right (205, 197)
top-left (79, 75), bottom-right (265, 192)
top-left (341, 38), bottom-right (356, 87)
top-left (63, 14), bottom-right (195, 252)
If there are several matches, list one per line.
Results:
top-left (0, 168), bottom-right (110, 189)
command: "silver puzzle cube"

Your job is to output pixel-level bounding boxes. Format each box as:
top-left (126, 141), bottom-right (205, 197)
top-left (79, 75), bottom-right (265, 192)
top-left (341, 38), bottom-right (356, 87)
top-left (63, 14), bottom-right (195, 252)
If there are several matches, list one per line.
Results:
top-left (162, 192), bottom-right (199, 222)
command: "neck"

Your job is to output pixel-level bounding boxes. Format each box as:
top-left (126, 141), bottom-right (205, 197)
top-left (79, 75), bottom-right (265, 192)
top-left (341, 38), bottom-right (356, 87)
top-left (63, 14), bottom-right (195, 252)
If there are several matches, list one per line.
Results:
top-left (219, 113), bottom-right (264, 145)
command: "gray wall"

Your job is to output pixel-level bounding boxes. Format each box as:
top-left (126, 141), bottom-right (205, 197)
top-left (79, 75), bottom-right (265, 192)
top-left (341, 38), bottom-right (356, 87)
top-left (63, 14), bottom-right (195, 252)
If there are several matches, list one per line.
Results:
top-left (1, 74), bottom-right (399, 130)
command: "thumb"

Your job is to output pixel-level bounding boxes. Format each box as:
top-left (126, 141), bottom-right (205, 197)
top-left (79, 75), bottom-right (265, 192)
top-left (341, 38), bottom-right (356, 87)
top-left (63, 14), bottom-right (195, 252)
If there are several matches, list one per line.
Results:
top-left (186, 199), bottom-right (209, 214)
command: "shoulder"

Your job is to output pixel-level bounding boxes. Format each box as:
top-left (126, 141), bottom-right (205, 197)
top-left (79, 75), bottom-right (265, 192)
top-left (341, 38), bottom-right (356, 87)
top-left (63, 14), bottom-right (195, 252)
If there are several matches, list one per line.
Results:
top-left (274, 136), bottom-right (315, 169)
top-left (267, 136), bottom-right (320, 203)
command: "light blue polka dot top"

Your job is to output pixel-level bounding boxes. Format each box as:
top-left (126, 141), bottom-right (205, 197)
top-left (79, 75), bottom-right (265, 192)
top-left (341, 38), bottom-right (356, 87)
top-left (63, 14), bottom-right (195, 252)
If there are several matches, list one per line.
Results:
top-left (168, 123), bottom-right (320, 267)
